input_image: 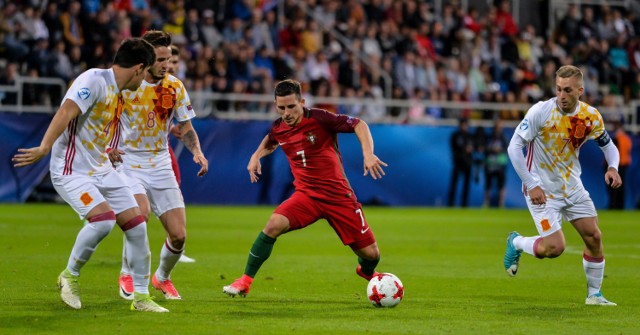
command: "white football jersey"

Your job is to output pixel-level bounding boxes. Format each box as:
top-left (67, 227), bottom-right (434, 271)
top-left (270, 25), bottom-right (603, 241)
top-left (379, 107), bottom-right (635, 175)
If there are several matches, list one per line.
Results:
top-left (50, 68), bottom-right (122, 177)
top-left (514, 97), bottom-right (607, 199)
top-left (118, 75), bottom-right (194, 169)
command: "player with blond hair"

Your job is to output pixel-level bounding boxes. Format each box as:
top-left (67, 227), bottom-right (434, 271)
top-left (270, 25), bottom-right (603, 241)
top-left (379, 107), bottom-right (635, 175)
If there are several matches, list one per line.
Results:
top-left (504, 65), bottom-right (621, 305)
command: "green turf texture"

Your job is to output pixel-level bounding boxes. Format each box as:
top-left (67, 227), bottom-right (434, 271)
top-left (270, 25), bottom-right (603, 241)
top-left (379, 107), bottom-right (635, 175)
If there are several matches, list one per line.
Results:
top-left (0, 204), bottom-right (637, 334)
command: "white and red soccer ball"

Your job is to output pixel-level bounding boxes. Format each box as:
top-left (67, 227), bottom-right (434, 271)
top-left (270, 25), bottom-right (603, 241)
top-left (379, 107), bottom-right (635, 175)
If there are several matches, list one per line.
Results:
top-left (366, 273), bottom-right (404, 307)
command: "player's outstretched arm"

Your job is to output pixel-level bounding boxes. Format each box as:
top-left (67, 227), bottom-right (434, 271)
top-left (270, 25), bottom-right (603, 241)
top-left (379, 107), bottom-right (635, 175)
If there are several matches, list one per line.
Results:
top-left (12, 99), bottom-right (81, 167)
top-left (247, 134), bottom-right (278, 183)
top-left (177, 120), bottom-right (208, 176)
top-left (354, 121), bottom-right (387, 180)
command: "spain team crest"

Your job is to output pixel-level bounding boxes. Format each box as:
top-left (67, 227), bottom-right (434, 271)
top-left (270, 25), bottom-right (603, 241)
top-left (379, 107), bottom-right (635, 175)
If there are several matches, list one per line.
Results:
top-left (161, 95), bottom-right (174, 109)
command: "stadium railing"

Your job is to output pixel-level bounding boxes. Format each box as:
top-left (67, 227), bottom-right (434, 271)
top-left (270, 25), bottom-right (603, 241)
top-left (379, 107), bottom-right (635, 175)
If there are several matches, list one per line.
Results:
top-left (0, 76), bottom-right (66, 114)
top-left (1, 75), bottom-right (637, 133)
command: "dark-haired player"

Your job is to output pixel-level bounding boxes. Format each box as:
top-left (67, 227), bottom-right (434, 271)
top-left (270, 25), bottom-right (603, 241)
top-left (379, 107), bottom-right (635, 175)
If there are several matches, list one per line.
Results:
top-left (223, 79), bottom-right (387, 297)
top-left (13, 38), bottom-right (168, 312)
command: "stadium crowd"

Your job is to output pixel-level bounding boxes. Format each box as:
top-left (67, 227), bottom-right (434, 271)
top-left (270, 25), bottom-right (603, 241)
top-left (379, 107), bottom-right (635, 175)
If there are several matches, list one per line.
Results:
top-left (1, 0), bottom-right (640, 122)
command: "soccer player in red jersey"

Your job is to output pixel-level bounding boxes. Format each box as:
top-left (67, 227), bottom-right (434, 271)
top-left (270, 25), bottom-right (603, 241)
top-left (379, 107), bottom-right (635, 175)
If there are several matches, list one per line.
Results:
top-left (223, 79), bottom-right (388, 297)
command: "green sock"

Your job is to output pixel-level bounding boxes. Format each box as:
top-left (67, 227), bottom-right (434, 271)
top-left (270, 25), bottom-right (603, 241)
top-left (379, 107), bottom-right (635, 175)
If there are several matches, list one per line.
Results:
top-left (244, 232), bottom-right (277, 278)
top-left (358, 256), bottom-right (380, 276)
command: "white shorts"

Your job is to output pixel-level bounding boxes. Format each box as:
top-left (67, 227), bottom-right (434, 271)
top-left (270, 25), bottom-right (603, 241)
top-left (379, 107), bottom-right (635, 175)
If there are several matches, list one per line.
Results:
top-left (526, 190), bottom-right (597, 237)
top-left (119, 166), bottom-right (184, 217)
top-left (51, 169), bottom-right (137, 220)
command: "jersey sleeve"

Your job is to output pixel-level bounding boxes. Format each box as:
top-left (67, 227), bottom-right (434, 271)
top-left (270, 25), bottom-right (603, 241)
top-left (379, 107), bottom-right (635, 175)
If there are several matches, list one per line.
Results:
top-left (513, 101), bottom-right (544, 142)
top-left (62, 71), bottom-right (103, 115)
top-left (173, 79), bottom-right (195, 122)
top-left (588, 110), bottom-right (612, 147)
top-left (310, 108), bottom-right (361, 132)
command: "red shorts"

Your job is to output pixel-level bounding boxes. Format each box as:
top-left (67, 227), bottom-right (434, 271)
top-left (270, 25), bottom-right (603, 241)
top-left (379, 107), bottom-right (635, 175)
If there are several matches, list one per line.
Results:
top-left (274, 191), bottom-right (376, 250)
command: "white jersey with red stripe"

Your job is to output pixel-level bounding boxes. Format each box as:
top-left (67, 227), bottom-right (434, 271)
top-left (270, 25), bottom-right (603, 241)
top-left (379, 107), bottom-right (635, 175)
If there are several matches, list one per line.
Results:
top-left (117, 75), bottom-right (194, 170)
top-left (513, 97), bottom-right (607, 199)
top-left (50, 68), bottom-right (122, 177)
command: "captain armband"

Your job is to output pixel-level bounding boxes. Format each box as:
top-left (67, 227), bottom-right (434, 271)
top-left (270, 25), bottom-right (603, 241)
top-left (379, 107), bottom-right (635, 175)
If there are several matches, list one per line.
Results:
top-left (594, 131), bottom-right (611, 147)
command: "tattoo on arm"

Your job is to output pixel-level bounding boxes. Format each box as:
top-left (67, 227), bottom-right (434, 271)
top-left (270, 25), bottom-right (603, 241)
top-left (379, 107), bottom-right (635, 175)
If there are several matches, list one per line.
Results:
top-left (181, 129), bottom-right (201, 154)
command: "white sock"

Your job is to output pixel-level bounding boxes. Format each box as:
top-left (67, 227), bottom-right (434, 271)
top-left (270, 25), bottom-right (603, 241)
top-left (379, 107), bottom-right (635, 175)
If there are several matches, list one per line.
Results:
top-left (123, 220), bottom-right (151, 294)
top-left (583, 255), bottom-right (605, 296)
top-left (120, 234), bottom-right (130, 275)
top-left (67, 214), bottom-right (116, 276)
top-left (513, 235), bottom-right (541, 257)
top-left (155, 238), bottom-right (183, 281)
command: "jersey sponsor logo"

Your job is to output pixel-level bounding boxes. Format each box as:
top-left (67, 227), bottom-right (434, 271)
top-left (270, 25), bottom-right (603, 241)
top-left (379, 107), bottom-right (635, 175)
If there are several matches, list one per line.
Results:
top-left (306, 132), bottom-right (317, 145)
top-left (278, 142), bottom-right (288, 145)
top-left (80, 192), bottom-right (93, 206)
top-left (519, 118), bottom-right (529, 130)
top-left (187, 104), bottom-right (193, 111)
top-left (361, 227), bottom-right (370, 234)
top-left (77, 88), bottom-right (91, 100)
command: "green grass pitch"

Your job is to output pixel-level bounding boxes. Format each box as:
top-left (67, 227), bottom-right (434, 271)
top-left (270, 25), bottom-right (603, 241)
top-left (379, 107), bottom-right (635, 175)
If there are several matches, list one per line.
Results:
top-left (0, 204), bottom-right (638, 334)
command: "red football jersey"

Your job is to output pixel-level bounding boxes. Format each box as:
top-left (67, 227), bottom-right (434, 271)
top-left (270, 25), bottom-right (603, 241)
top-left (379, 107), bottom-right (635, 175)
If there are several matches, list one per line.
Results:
top-left (268, 108), bottom-right (361, 201)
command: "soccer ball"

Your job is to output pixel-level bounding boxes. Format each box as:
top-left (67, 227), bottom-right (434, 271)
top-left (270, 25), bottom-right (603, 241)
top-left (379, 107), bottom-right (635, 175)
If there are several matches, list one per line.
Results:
top-left (366, 273), bottom-right (404, 307)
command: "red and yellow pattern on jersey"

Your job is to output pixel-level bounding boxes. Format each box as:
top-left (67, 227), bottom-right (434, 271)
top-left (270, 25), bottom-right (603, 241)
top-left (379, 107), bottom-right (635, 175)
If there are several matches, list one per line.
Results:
top-left (516, 98), bottom-right (605, 198)
top-left (118, 75), bottom-right (194, 169)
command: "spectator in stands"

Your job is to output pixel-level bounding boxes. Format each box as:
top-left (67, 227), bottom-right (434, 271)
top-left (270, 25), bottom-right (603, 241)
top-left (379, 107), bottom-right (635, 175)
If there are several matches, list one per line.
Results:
top-left (42, 2), bottom-right (62, 47)
top-left (49, 39), bottom-right (74, 83)
top-left (493, 0), bottom-right (518, 38)
top-left (579, 6), bottom-right (598, 40)
top-left (27, 37), bottom-right (51, 76)
top-left (0, 62), bottom-right (19, 105)
top-left (3, 0), bottom-right (640, 129)
top-left (200, 9), bottom-right (223, 49)
top-left (247, 7), bottom-right (274, 52)
top-left (1, 3), bottom-right (30, 63)
top-left (559, 4), bottom-right (581, 49)
top-left (60, 1), bottom-right (84, 50)
top-left (223, 17), bottom-right (245, 45)
top-left (183, 8), bottom-right (205, 52)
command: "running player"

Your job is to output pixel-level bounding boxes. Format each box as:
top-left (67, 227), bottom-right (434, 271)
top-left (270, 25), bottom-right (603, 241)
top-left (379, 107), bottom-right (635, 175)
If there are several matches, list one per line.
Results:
top-left (503, 65), bottom-right (621, 305)
top-left (223, 79), bottom-right (387, 297)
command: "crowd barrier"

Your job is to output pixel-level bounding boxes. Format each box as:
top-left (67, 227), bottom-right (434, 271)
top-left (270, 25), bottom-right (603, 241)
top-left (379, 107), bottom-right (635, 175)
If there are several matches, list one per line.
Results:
top-left (3, 112), bottom-right (638, 209)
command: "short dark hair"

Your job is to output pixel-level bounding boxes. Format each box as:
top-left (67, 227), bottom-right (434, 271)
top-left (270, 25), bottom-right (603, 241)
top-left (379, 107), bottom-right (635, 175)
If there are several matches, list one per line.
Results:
top-left (142, 30), bottom-right (172, 48)
top-left (170, 45), bottom-right (180, 56)
top-left (274, 79), bottom-right (302, 100)
top-left (112, 38), bottom-right (155, 68)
